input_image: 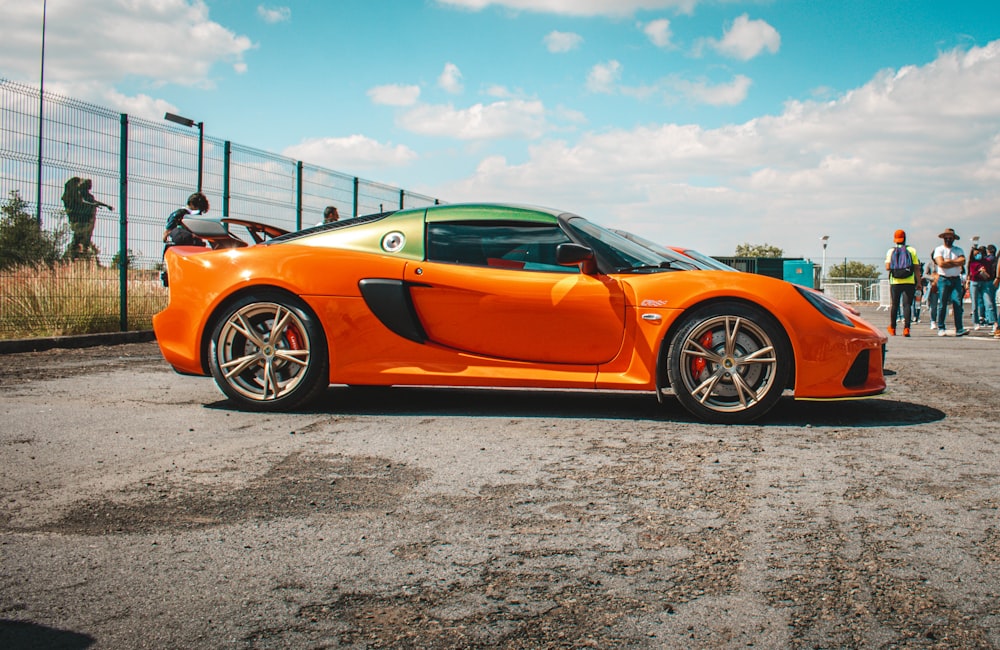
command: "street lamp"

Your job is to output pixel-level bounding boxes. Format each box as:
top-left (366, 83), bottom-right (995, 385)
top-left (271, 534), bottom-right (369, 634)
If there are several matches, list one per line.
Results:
top-left (164, 112), bottom-right (204, 192)
top-left (820, 235), bottom-right (829, 290)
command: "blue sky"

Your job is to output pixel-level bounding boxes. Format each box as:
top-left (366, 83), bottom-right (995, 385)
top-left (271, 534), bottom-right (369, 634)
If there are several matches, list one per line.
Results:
top-left (3, 0), bottom-right (1000, 262)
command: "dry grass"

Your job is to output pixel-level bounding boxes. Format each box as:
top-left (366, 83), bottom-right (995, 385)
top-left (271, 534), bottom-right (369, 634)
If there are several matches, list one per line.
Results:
top-left (0, 261), bottom-right (167, 339)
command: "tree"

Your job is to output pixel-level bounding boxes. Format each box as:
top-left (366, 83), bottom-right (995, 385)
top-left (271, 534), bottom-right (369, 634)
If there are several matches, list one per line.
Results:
top-left (735, 242), bottom-right (784, 258)
top-left (0, 190), bottom-right (68, 271)
top-left (826, 260), bottom-right (880, 281)
top-left (111, 248), bottom-right (139, 270)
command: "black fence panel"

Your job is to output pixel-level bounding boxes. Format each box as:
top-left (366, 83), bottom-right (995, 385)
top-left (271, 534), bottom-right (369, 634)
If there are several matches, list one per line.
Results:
top-left (0, 80), bottom-right (442, 339)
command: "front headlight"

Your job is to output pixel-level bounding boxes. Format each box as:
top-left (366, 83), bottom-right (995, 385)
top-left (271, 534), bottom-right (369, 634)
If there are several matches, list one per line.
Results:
top-left (795, 285), bottom-right (855, 327)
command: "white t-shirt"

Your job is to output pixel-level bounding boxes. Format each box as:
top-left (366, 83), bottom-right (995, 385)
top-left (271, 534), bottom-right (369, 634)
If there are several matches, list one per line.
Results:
top-left (933, 244), bottom-right (965, 277)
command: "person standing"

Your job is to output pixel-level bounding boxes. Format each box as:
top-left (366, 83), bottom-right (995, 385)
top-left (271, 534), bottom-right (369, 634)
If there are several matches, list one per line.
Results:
top-left (62, 177), bottom-right (111, 258)
top-left (982, 243), bottom-right (998, 335)
top-left (933, 228), bottom-right (968, 337)
top-left (884, 229), bottom-right (920, 337)
top-left (968, 245), bottom-right (994, 329)
top-left (926, 258), bottom-right (939, 329)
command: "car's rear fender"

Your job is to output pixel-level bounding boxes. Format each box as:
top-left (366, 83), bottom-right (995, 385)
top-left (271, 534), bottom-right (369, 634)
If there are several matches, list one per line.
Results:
top-left (197, 284), bottom-right (317, 376)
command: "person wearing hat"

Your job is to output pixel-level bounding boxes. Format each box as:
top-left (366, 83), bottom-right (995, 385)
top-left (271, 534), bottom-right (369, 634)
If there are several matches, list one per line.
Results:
top-left (932, 228), bottom-right (968, 336)
top-left (885, 229), bottom-right (921, 336)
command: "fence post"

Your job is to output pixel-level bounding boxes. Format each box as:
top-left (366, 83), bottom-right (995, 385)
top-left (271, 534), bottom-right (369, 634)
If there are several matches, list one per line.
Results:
top-left (353, 177), bottom-right (359, 217)
top-left (399, 189), bottom-right (405, 210)
top-left (223, 141), bottom-right (231, 218)
top-left (296, 161), bottom-right (303, 230)
top-left (118, 113), bottom-right (129, 331)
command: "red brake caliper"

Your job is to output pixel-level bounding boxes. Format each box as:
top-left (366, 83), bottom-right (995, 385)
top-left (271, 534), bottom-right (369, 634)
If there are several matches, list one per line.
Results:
top-left (690, 330), bottom-right (715, 379)
top-left (285, 324), bottom-right (302, 350)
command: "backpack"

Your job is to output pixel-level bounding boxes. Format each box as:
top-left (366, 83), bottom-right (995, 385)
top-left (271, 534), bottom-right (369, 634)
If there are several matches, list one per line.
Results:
top-left (889, 245), bottom-right (913, 279)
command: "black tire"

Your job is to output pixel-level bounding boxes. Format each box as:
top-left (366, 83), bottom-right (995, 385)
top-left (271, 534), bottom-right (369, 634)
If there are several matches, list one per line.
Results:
top-left (208, 292), bottom-right (328, 411)
top-left (666, 301), bottom-right (791, 423)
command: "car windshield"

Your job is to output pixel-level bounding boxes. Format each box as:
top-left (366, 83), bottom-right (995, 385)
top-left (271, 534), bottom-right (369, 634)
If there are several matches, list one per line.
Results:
top-left (677, 248), bottom-right (738, 271)
top-left (564, 217), bottom-right (676, 273)
top-left (610, 230), bottom-right (702, 271)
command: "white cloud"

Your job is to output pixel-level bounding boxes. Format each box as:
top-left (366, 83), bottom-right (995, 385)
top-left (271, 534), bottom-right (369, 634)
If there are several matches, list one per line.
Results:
top-left (398, 100), bottom-right (547, 140)
top-left (283, 135), bottom-right (418, 171)
top-left (0, 0), bottom-right (253, 112)
top-left (585, 60), bottom-right (747, 105)
top-left (673, 74), bottom-right (752, 106)
top-left (437, 0), bottom-right (699, 17)
top-left (709, 14), bottom-right (780, 61)
top-left (257, 5), bottom-right (291, 24)
top-left (104, 88), bottom-right (179, 120)
top-left (485, 84), bottom-right (514, 98)
top-left (544, 31), bottom-right (583, 53)
top-left (438, 62), bottom-right (464, 94)
top-left (642, 19), bottom-right (672, 48)
top-left (440, 40), bottom-right (1000, 261)
top-left (586, 60), bottom-right (622, 94)
top-left (368, 84), bottom-right (422, 106)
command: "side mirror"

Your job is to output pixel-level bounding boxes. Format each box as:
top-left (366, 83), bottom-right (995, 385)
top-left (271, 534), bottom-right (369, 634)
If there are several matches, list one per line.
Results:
top-left (556, 243), bottom-right (597, 274)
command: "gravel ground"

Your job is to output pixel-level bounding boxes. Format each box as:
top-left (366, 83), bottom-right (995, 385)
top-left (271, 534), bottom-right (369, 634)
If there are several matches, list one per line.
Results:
top-left (1, 306), bottom-right (998, 649)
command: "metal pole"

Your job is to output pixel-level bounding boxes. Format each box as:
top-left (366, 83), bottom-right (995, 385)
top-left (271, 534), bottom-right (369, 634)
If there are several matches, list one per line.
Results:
top-left (296, 161), bottom-right (303, 230)
top-left (223, 140), bottom-right (231, 217)
top-left (36, 0), bottom-right (47, 224)
top-left (196, 122), bottom-right (204, 192)
top-left (820, 235), bottom-right (828, 290)
top-left (353, 177), bottom-right (359, 217)
top-left (119, 114), bottom-right (129, 331)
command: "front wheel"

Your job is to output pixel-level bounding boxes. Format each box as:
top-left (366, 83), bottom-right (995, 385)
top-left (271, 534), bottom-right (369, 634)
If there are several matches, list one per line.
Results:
top-left (209, 293), bottom-right (328, 411)
top-left (666, 302), bottom-right (791, 423)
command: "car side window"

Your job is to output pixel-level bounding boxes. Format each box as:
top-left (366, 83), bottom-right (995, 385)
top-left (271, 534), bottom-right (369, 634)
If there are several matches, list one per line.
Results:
top-left (426, 221), bottom-right (579, 273)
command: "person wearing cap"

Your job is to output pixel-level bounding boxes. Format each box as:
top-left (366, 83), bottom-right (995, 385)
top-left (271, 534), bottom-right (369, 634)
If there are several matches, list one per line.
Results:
top-left (884, 229), bottom-right (921, 337)
top-left (932, 228), bottom-right (968, 336)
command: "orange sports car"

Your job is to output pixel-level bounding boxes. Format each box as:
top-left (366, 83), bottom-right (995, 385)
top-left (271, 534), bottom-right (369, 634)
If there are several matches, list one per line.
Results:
top-left (153, 203), bottom-right (886, 423)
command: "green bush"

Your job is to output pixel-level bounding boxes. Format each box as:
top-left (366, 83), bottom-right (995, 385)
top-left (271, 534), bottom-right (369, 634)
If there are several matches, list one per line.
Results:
top-left (0, 190), bottom-right (68, 270)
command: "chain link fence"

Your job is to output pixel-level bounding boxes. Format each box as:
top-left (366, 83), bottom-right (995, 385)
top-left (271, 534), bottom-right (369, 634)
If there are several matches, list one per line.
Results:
top-left (0, 80), bottom-right (442, 339)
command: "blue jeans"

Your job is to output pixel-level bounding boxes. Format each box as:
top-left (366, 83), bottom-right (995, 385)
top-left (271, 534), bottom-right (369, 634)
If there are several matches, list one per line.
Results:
top-left (979, 280), bottom-right (997, 325)
top-left (936, 276), bottom-right (965, 331)
top-left (970, 280), bottom-right (987, 324)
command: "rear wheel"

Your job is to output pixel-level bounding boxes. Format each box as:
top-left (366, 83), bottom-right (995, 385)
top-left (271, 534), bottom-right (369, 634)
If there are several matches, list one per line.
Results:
top-left (666, 302), bottom-right (790, 423)
top-left (209, 293), bottom-right (328, 411)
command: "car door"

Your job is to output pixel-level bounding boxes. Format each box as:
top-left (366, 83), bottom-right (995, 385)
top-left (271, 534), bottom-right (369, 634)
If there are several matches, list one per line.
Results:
top-left (405, 219), bottom-right (627, 365)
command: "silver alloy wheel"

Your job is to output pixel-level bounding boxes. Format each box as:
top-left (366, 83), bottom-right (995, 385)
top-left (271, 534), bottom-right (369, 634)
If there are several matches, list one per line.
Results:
top-left (676, 314), bottom-right (778, 414)
top-left (215, 302), bottom-right (312, 402)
